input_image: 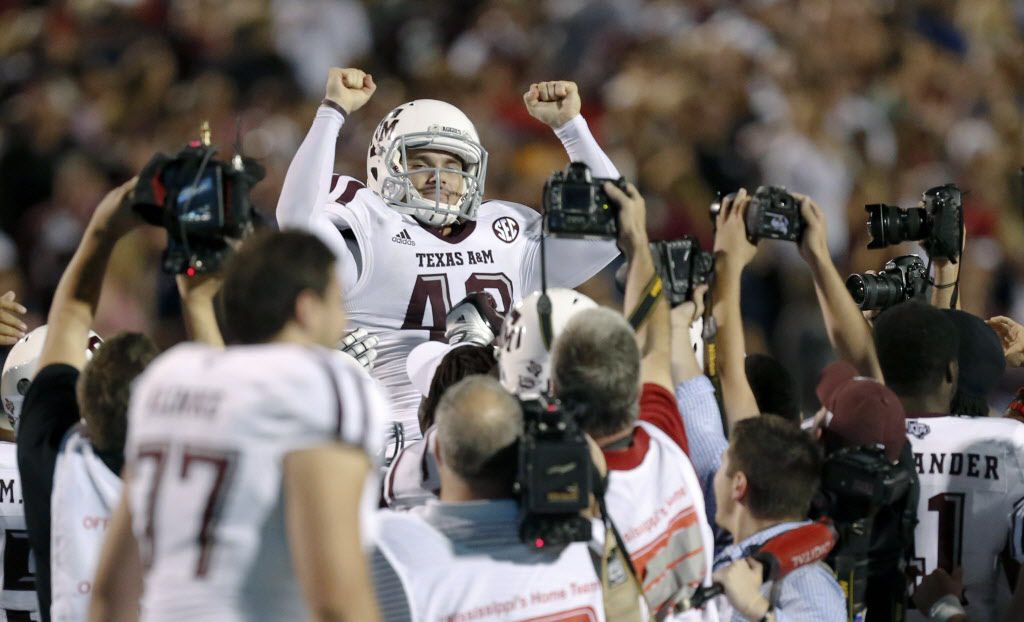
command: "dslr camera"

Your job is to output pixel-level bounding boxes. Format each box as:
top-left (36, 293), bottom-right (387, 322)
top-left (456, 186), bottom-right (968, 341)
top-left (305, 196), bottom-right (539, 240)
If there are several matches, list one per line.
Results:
top-left (543, 162), bottom-right (628, 240)
top-left (864, 184), bottom-right (963, 261)
top-left (845, 254), bottom-right (930, 311)
top-left (745, 185), bottom-right (804, 243)
top-left (651, 238), bottom-right (714, 306)
top-left (515, 396), bottom-right (593, 547)
top-left (614, 238), bottom-right (714, 307)
top-left (130, 127), bottom-right (264, 275)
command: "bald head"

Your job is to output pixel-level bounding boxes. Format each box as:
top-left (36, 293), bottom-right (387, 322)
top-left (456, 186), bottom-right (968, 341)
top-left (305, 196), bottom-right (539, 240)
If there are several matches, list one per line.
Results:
top-left (435, 375), bottom-right (522, 488)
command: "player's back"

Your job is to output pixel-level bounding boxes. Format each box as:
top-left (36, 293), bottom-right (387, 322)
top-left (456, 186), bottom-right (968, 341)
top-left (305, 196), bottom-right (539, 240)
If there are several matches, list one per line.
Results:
top-left (126, 342), bottom-right (384, 622)
top-left (326, 176), bottom-right (540, 447)
top-left (0, 441), bottom-right (38, 621)
top-left (905, 414), bottom-right (1024, 622)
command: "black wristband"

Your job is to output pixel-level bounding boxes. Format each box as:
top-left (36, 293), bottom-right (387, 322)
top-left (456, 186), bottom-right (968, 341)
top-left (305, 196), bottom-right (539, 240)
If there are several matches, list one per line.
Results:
top-left (321, 99), bottom-right (348, 119)
top-left (758, 603), bottom-right (774, 622)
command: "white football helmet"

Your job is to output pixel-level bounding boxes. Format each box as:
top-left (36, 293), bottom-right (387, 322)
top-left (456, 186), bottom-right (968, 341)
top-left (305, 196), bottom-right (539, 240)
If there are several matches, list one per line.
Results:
top-left (496, 288), bottom-right (597, 399)
top-left (366, 99), bottom-right (488, 227)
top-left (1, 326), bottom-right (102, 431)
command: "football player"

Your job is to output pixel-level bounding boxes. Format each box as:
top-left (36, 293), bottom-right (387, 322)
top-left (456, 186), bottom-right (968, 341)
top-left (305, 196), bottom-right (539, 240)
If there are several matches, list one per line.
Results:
top-left (89, 232), bottom-right (388, 622)
top-left (0, 292), bottom-right (41, 621)
top-left (277, 68), bottom-right (624, 452)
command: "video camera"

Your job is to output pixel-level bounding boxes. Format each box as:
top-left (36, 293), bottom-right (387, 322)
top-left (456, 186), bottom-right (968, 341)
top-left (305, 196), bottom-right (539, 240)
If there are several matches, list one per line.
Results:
top-left (819, 446), bottom-right (914, 619)
top-left (515, 396), bottom-right (593, 547)
top-left (543, 162), bottom-right (628, 240)
top-left (845, 254), bottom-right (930, 311)
top-left (864, 184), bottom-right (963, 262)
top-left (129, 124), bottom-right (265, 275)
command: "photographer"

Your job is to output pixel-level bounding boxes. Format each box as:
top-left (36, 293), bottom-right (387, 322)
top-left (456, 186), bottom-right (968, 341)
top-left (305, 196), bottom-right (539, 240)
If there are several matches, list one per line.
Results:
top-left (873, 302), bottom-right (1024, 622)
top-left (13, 179), bottom-right (165, 621)
top-left (546, 181), bottom-right (716, 617)
top-left (711, 415), bottom-right (845, 621)
top-left (812, 362), bottom-right (919, 621)
top-left (370, 375), bottom-right (616, 620)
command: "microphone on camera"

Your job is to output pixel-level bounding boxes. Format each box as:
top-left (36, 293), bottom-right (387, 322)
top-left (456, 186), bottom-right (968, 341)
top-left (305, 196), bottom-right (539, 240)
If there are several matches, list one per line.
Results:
top-left (683, 519), bottom-right (838, 610)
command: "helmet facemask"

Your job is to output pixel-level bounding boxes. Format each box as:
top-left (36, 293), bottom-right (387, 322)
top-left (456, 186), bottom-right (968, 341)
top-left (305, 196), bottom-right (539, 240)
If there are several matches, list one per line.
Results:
top-left (378, 129), bottom-right (488, 228)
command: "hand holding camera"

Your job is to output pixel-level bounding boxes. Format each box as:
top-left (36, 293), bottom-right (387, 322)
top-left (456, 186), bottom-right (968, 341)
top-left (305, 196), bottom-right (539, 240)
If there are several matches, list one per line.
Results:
top-left (796, 192), bottom-right (830, 264)
top-left (602, 180), bottom-right (647, 256)
top-left (712, 188), bottom-right (758, 274)
top-left (94, 177), bottom-right (143, 239)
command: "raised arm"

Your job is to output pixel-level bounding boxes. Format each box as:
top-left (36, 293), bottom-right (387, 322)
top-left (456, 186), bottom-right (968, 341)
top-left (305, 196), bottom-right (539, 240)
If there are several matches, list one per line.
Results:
top-left (605, 182), bottom-right (672, 392)
top-left (176, 272), bottom-right (224, 346)
top-left (277, 67), bottom-right (375, 231)
top-left (519, 80), bottom-right (621, 291)
top-left (276, 68), bottom-right (374, 288)
top-left (797, 194), bottom-right (883, 380)
top-left (930, 255), bottom-right (962, 310)
top-left (523, 80), bottom-right (621, 179)
top-left (712, 190), bottom-right (760, 427)
top-left (38, 179), bottom-right (141, 370)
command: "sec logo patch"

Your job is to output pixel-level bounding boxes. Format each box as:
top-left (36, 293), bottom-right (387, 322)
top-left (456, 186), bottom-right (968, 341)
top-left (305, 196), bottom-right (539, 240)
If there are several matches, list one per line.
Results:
top-left (493, 217), bottom-right (520, 243)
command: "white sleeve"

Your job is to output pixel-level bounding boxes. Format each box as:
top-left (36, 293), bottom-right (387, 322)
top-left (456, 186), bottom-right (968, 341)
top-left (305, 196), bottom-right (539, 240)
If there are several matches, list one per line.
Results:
top-left (520, 214), bottom-right (620, 292)
top-left (276, 105), bottom-right (360, 288)
top-left (552, 115), bottom-right (620, 179)
top-left (515, 116), bottom-right (622, 290)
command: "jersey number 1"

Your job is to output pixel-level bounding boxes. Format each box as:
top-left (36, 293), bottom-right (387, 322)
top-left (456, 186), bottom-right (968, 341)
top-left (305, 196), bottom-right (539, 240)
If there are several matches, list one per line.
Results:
top-left (912, 492), bottom-right (966, 583)
top-left (136, 444), bottom-right (239, 578)
top-left (402, 273), bottom-right (512, 340)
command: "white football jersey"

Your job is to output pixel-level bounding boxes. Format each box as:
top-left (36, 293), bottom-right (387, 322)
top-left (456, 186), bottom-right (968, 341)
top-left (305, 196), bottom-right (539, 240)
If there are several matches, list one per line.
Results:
top-left (50, 426), bottom-right (121, 622)
top-left (277, 107), bottom-right (623, 457)
top-left (324, 175), bottom-right (618, 449)
top-left (904, 415), bottom-right (1024, 622)
top-left (125, 343), bottom-right (387, 622)
top-left (0, 442), bottom-right (39, 621)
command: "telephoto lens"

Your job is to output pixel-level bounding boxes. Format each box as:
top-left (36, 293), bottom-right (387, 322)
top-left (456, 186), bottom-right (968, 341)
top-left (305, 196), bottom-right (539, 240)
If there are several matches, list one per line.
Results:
top-left (845, 255), bottom-right (929, 311)
top-left (846, 272), bottom-right (906, 311)
top-left (864, 204), bottom-right (930, 249)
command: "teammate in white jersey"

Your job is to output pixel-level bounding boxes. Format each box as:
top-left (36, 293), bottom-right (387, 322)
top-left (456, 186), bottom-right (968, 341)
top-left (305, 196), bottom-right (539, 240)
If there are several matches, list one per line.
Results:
top-left (89, 231), bottom-right (388, 622)
top-left (4, 323), bottom-right (114, 622)
top-left (277, 68), bottom-right (623, 450)
top-left (0, 292), bottom-right (39, 622)
top-left (874, 301), bottom-right (1024, 621)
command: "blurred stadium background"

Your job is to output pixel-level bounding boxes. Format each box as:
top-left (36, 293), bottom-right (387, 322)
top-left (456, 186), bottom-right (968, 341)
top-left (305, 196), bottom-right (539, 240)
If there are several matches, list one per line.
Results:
top-left (0, 0), bottom-right (1022, 410)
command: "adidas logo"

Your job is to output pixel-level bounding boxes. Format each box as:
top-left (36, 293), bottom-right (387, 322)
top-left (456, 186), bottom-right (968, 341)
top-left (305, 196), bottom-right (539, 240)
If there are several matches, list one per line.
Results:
top-left (391, 229), bottom-right (415, 246)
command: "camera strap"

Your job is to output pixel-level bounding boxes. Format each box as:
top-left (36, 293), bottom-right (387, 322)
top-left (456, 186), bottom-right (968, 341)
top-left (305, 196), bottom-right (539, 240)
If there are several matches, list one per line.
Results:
top-left (627, 274), bottom-right (664, 330)
top-left (701, 270), bottom-right (728, 432)
top-left (591, 464), bottom-right (648, 619)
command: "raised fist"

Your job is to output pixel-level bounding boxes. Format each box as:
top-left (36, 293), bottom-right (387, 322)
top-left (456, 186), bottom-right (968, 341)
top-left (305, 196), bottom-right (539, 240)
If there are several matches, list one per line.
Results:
top-left (325, 68), bottom-right (376, 115)
top-left (523, 81), bottom-right (581, 129)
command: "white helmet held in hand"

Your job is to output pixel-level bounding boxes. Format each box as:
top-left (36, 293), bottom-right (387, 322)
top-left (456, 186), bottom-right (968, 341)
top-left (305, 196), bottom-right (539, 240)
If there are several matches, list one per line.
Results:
top-left (1, 326), bottom-right (102, 431)
top-left (496, 288), bottom-right (596, 399)
top-left (366, 99), bottom-right (488, 228)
